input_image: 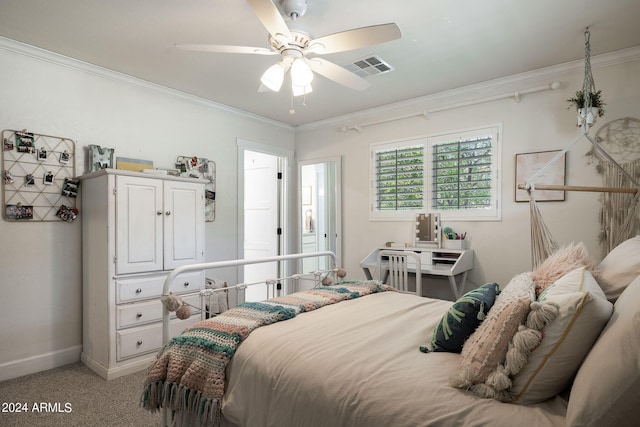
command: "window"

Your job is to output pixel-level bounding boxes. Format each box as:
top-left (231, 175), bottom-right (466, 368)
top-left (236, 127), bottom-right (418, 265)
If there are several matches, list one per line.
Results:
top-left (371, 125), bottom-right (501, 221)
top-left (374, 143), bottom-right (424, 212)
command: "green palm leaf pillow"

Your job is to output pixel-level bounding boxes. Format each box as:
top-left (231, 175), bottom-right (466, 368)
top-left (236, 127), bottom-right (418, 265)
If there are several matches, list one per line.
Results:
top-left (422, 283), bottom-right (500, 353)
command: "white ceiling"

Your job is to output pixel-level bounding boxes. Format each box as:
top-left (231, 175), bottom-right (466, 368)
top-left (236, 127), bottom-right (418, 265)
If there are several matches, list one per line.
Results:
top-left (1, 0), bottom-right (639, 127)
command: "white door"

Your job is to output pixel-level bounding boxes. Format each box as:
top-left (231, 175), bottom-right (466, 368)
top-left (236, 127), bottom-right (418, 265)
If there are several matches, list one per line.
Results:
top-left (243, 150), bottom-right (281, 301)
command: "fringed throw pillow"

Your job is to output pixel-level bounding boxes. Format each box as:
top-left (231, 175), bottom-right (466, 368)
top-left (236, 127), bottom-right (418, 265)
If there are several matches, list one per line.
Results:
top-left (510, 267), bottom-right (613, 404)
top-left (450, 273), bottom-right (536, 397)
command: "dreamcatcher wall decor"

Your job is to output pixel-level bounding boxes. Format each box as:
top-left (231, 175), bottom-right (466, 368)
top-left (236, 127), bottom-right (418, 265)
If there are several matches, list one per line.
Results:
top-left (587, 117), bottom-right (640, 256)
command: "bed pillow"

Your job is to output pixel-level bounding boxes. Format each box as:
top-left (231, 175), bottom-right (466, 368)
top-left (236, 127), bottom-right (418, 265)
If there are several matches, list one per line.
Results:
top-left (566, 275), bottom-right (640, 426)
top-left (450, 273), bottom-right (535, 393)
top-left (509, 267), bottom-right (613, 404)
top-left (423, 283), bottom-right (500, 353)
top-left (531, 241), bottom-right (594, 296)
top-left (595, 235), bottom-right (640, 302)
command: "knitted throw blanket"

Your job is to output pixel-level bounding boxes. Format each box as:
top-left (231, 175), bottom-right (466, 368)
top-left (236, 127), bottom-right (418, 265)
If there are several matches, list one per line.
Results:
top-left (141, 280), bottom-right (391, 426)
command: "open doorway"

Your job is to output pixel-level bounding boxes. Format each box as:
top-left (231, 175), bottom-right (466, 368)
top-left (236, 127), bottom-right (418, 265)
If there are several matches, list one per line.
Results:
top-left (237, 140), bottom-right (291, 302)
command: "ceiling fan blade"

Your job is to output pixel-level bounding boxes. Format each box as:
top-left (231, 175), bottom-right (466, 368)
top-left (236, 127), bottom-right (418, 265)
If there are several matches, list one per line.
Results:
top-left (175, 43), bottom-right (276, 55)
top-left (247, 0), bottom-right (290, 39)
top-left (306, 58), bottom-right (370, 91)
top-left (307, 23), bottom-right (401, 55)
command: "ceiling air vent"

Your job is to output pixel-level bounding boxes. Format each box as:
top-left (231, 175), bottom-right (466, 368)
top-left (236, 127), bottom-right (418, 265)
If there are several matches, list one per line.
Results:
top-left (342, 54), bottom-right (394, 78)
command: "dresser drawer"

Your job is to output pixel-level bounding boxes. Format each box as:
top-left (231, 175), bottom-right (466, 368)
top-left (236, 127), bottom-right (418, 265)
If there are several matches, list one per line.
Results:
top-left (116, 271), bottom-right (204, 303)
top-left (116, 315), bottom-right (202, 361)
top-left (117, 294), bottom-right (202, 329)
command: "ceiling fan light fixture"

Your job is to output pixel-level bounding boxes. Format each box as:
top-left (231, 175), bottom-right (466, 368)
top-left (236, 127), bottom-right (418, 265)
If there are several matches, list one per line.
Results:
top-left (260, 62), bottom-right (285, 92)
top-left (290, 58), bottom-right (313, 87)
top-left (292, 83), bottom-right (312, 97)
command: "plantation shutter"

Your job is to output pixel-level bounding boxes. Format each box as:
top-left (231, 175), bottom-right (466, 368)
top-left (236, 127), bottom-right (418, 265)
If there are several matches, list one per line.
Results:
top-left (375, 144), bottom-right (424, 211)
top-left (432, 135), bottom-right (493, 210)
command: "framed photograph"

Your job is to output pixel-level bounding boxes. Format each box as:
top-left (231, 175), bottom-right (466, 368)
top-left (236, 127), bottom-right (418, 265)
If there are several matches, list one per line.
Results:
top-left (43, 171), bottom-right (55, 185)
top-left (38, 148), bottom-right (48, 161)
top-left (25, 174), bottom-right (35, 186)
top-left (515, 150), bottom-right (566, 202)
top-left (3, 170), bottom-right (14, 185)
top-left (55, 204), bottom-right (78, 222)
top-left (5, 204), bottom-right (33, 220)
top-left (16, 131), bottom-right (35, 153)
top-left (61, 178), bottom-right (79, 198)
top-left (302, 186), bottom-right (312, 205)
top-left (59, 150), bottom-right (70, 164)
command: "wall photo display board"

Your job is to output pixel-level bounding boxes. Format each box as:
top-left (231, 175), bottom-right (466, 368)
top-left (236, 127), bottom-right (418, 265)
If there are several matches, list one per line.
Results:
top-left (2, 129), bottom-right (78, 221)
top-left (176, 155), bottom-right (216, 221)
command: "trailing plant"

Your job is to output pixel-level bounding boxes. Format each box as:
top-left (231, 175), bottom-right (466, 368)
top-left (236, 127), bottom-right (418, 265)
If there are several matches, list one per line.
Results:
top-left (567, 89), bottom-right (605, 117)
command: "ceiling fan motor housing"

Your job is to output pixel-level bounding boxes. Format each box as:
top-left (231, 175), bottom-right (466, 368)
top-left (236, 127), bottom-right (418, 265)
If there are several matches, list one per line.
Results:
top-left (280, 0), bottom-right (307, 20)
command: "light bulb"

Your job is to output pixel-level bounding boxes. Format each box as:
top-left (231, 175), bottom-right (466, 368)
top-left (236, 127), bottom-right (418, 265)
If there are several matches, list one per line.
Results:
top-left (290, 59), bottom-right (313, 87)
top-left (260, 63), bottom-right (285, 92)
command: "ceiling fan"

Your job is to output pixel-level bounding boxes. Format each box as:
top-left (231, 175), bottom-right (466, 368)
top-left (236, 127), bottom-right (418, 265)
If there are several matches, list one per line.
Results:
top-left (176, 0), bottom-right (401, 97)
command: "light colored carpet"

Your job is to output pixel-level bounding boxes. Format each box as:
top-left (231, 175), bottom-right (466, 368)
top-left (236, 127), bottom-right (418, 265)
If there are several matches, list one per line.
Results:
top-left (0, 362), bottom-right (161, 426)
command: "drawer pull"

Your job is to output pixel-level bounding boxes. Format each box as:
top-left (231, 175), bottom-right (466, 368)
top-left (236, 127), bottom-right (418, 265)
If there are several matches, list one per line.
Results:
top-left (157, 210), bottom-right (163, 215)
top-left (136, 313), bottom-right (143, 318)
top-left (136, 288), bottom-right (142, 294)
top-left (184, 281), bottom-right (190, 287)
top-left (165, 211), bottom-right (171, 216)
top-left (137, 340), bottom-right (143, 346)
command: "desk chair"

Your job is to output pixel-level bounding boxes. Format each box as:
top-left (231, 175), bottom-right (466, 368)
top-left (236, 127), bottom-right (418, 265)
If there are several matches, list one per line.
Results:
top-left (376, 250), bottom-right (422, 296)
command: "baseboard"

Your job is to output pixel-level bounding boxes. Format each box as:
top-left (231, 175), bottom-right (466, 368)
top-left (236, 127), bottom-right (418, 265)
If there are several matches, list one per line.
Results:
top-left (0, 345), bottom-right (82, 382)
top-left (81, 352), bottom-right (154, 380)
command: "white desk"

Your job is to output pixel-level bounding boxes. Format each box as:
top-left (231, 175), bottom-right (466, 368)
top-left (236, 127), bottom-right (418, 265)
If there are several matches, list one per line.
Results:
top-left (360, 246), bottom-right (474, 299)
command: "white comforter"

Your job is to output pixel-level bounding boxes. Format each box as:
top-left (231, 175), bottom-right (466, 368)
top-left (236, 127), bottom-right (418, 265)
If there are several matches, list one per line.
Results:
top-left (221, 291), bottom-right (567, 427)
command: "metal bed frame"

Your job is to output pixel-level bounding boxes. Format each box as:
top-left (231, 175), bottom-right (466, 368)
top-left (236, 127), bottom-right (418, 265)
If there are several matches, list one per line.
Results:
top-left (158, 251), bottom-right (338, 426)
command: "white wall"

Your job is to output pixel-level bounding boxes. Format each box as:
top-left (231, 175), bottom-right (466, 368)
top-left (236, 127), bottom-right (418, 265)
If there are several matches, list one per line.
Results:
top-left (295, 48), bottom-right (640, 299)
top-left (0, 39), bottom-right (295, 375)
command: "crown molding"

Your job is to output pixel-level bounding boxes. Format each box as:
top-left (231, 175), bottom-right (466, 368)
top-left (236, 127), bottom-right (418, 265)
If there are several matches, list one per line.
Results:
top-left (297, 45), bottom-right (640, 133)
top-left (0, 36), bottom-right (294, 131)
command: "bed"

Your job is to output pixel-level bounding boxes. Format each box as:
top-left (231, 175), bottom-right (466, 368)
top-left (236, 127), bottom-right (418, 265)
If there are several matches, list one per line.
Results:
top-left (142, 240), bottom-right (640, 427)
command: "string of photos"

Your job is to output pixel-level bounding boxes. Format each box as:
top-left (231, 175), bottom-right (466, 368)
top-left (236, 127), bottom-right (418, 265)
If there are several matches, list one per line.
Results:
top-left (2, 129), bottom-right (79, 222)
top-left (175, 155), bottom-right (216, 222)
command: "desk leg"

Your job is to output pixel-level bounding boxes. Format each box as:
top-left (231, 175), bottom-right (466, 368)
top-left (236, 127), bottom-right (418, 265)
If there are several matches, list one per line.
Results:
top-left (362, 266), bottom-right (389, 283)
top-left (448, 271), bottom-right (468, 299)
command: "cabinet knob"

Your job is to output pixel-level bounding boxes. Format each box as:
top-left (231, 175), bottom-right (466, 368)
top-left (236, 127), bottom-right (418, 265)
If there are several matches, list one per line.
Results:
top-left (184, 281), bottom-right (190, 287)
top-left (136, 288), bottom-right (142, 294)
top-left (137, 340), bottom-right (143, 346)
top-left (136, 313), bottom-right (143, 318)
top-left (157, 210), bottom-right (163, 215)
top-left (165, 211), bottom-right (171, 216)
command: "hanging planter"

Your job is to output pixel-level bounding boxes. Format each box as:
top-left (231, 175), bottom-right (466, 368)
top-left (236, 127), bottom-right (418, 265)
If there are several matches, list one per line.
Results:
top-left (567, 89), bottom-right (606, 127)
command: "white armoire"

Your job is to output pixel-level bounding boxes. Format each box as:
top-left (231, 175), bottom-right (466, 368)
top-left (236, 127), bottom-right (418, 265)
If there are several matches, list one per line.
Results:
top-left (80, 169), bottom-right (206, 380)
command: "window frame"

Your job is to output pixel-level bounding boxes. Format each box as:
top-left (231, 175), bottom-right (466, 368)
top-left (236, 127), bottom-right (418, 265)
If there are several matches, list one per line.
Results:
top-left (370, 124), bottom-right (501, 222)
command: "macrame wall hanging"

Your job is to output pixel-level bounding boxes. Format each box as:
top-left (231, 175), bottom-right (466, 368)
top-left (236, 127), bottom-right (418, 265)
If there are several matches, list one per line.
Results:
top-left (520, 28), bottom-right (640, 267)
top-left (587, 117), bottom-right (640, 257)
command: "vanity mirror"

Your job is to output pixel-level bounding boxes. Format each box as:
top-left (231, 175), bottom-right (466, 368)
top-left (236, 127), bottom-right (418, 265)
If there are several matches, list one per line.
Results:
top-left (415, 213), bottom-right (441, 247)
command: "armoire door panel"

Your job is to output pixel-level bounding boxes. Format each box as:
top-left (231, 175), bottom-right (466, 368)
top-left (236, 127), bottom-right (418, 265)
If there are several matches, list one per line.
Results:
top-left (116, 175), bottom-right (163, 274)
top-left (163, 182), bottom-right (205, 270)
